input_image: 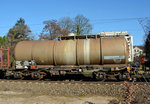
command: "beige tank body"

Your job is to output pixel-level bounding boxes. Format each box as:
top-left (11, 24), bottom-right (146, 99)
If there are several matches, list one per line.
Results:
top-left (101, 37), bottom-right (128, 64)
top-left (32, 40), bottom-right (55, 65)
top-left (15, 37), bottom-right (129, 65)
top-left (14, 41), bottom-right (35, 61)
top-left (77, 39), bottom-right (101, 65)
top-left (54, 40), bottom-right (76, 65)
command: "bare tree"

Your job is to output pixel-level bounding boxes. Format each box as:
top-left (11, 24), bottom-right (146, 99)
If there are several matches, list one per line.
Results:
top-left (58, 17), bottom-right (73, 32)
top-left (39, 20), bottom-right (69, 40)
top-left (145, 31), bottom-right (150, 57)
top-left (72, 14), bottom-right (92, 35)
top-left (138, 17), bottom-right (150, 57)
top-left (40, 14), bottom-right (93, 39)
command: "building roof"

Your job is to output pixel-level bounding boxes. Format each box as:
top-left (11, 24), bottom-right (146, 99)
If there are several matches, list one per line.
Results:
top-left (133, 46), bottom-right (144, 50)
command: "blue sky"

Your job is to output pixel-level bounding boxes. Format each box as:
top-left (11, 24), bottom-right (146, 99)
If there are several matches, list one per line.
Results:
top-left (0, 0), bottom-right (150, 45)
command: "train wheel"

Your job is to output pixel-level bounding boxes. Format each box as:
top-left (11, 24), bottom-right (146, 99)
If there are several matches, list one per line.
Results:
top-left (116, 73), bottom-right (129, 81)
top-left (31, 72), bottom-right (41, 80)
top-left (14, 72), bottom-right (24, 79)
top-left (95, 72), bottom-right (106, 81)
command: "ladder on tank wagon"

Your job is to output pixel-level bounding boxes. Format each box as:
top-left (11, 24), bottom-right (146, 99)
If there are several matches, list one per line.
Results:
top-left (0, 46), bottom-right (10, 70)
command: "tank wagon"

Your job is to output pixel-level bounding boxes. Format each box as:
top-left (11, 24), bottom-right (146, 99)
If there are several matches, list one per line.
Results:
top-left (12, 35), bottom-right (131, 81)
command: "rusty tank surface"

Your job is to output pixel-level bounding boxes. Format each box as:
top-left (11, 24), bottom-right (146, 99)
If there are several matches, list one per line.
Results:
top-left (32, 40), bottom-right (55, 65)
top-left (101, 37), bottom-right (128, 64)
top-left (14, 41), bottom-right (34, 61)
top-left (77, 39), bottom-right (101, 65)
top-left (54, 40), bottom-right (76, 65)
top-left (14, 35), bottom-right (129, 65)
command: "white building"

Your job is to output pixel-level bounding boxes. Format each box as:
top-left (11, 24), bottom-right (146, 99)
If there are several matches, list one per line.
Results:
top-left (99, 31), bottom-right (134, 62)
top-left (133, 46), bottom-right (145, 58)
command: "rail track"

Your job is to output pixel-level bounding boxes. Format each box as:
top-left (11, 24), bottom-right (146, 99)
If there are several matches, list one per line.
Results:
top-left (0, 79), bottom-right (149, 85)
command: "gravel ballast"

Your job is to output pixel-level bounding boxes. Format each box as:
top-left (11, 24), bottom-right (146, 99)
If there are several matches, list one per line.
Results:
top-left (0, 81), bottom-right (149, 98)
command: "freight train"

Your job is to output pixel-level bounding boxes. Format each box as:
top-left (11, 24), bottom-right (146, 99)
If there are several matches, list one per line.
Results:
top-left (0, 35), bottom-right (150, 81)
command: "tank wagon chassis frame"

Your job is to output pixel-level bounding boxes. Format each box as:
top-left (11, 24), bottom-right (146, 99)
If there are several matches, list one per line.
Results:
top-left (3, 63), bottom-right (150, 82)
top-left (5, 63), bottom-right (131, 81)
top-left (5, 63), bottom-right (150, 82)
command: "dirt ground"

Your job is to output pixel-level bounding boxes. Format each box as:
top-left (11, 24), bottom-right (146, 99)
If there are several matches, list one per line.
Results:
top-left (0, 91), bottom-right (115, 104)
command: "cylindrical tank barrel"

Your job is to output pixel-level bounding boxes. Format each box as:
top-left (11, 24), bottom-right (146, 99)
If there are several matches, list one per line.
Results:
top-left (77, 39), bottom-right (101, 65)
top-left (54, 40), bottom-right (76, 65)
top-left (32, 40), bottom-right (55, 65)
top-left (14, 41), bottom-right (34, 61)
top-left (14, 37), bottom-right (129, 65)
top-left (101, 37), bottom-right (128, 64)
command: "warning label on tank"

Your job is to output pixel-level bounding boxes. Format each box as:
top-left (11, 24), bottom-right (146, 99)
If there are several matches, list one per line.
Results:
top-left (104, 56), bottom-right (125, 63)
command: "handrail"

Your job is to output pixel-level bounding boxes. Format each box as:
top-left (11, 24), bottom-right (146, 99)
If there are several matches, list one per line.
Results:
top-left (0, 46), bottom-right (10, 69)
